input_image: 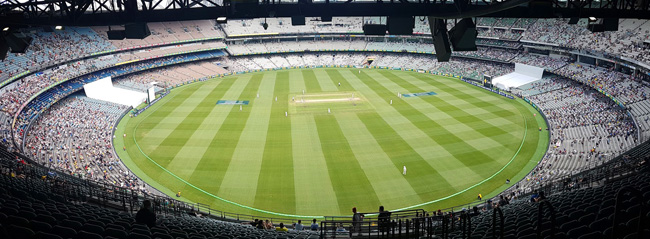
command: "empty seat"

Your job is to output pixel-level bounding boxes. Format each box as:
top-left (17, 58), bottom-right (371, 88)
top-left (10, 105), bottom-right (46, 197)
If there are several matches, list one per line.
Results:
top-left (8, 215), bottom-right (30, 228)
top-left (152, 232), bottom-right (173, 239)
top-left (82, 223), bottom-right (104, 235)
top-left (568, 225), bottom-right (589, 238)
top-left (128, 232), bottom-right (152, 239)
top-left (8, 224), bottom-right (36, 239)
top-left (76, 230), bottom-right (103, 239)
top-left (37, 231), bottom-right (64, 239)
top-left (578, 231), bottom-right (603, 239)
top-left (62, 219), bottom-right (83, 230)
top-left (52, 225), bottom-right (77, 239)
top-left (106, 228), bottom-right (129, 239)
top-left (30, 220), bottom-right (53, 233)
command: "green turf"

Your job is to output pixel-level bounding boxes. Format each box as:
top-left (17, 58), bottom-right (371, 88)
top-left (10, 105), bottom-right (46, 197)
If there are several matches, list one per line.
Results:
top-left (114, 68), bottom-right (549, 218)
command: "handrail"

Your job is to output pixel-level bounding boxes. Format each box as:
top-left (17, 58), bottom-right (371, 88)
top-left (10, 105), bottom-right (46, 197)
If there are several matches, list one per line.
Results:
top-left (537, 200), bottom-right (556, 239)
top-left (460, 211), bottom-right (472, 239)
top-left (491, 207), bottom-right (504, 239)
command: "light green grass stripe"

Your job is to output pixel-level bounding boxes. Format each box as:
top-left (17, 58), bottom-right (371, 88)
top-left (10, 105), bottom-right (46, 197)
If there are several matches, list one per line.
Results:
top-left (313, 68), bottom-right (339, 92)
top-left (314, 114), bottom-right (381, 215)
top-left (164, 75), bottom-right (252, 183)
top-left (347, 70), bottom-right (499, 177)
top-left (289, 70), bottom-right (306, 94)
top-left (216, 72), bottom-right (277, 207)
top-left (335, 113), bottom-right (422, 210)
top-left (301, 69), bottom-right (321, 93)
top-left (332, 69), bottom-right (481, 190)
top-left (253, 72), bottom-right (296, 214)
top-left (291, 114), bottom-right (341, 215)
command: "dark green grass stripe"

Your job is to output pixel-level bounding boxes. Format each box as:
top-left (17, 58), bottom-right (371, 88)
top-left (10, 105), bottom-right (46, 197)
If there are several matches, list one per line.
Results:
top-left (146, 81), bottom-right (236, 167)
top-left (377, 70), bottom-right (514, 139)
top-left (324, 69), bottom-right (353, 91)
top-left (254, 72), bottom-right (296, 214)
top-left (186, 75), bottom-right (265, 194)
top-left (353, 70), bottom-right (497, 177)
top-left (356, 112), bottom-right (455, 201)
top-left (302, 69), bottom-right (322, 92)
top-left (315, 114), bottom-right (381, 215)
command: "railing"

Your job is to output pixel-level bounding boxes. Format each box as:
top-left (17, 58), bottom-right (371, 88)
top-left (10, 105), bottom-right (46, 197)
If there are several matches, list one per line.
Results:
top-left (491, 207), bottom-right (504, 239)
top-left (0, 137), bottom-right (648, 238)
top-left (320, 214), bottom-right (443, 238)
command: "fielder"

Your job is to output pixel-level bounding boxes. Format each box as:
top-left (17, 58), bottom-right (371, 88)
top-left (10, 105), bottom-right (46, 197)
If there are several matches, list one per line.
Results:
top-left (403, 166), bottom-right (407, 175)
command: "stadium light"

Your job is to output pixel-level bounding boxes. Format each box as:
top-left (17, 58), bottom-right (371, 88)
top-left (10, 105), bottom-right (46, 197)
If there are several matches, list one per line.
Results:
top-left (588, 17), bottom-right (597, 22)
top-left (216, 17), bottom-right (227, 24)
top-left (54, 26), bottom-right (64, 30)
top-left (2, 27), bottom-right (8, 32)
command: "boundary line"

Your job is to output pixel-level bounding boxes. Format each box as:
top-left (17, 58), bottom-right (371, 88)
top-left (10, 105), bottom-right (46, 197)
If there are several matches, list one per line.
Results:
top-left (128, 69), bottom-right (533, 218)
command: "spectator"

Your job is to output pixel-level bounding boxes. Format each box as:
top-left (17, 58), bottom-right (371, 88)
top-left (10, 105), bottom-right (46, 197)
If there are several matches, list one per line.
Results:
top-left (265, 219), bottom-right (274, 230)
top-left (352, 207), bottom-right (364, 236)
top-left (310, 219), bottom-right (319, 231)
top-left (294, 220), bottom-right (304, 231)
top-left (276, 222), bottom-right (288, 232)
top-left (378, 205), bottom-right (391, 233)
top-left (135, 200), bottom-right (156, 228)
top-left (336, 223), bottom-right (347, 233)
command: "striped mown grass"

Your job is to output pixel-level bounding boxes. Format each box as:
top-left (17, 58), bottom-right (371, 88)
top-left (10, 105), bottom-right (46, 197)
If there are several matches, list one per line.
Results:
top-left (114, 68), bottom-right (549, 218)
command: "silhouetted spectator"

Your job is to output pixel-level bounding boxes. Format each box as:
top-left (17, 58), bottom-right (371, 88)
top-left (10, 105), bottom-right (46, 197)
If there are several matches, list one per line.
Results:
top-left (135, 200), bottom-right (156, 228)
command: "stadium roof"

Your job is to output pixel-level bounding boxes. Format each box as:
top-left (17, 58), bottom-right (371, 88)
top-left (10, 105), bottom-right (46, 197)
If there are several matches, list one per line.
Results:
top-left (0, 0), bottom-right (649, 26)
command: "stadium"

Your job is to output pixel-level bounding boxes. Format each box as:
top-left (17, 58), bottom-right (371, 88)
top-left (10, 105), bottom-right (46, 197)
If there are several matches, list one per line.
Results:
top-left (0, 0), bottom-right (649, 238)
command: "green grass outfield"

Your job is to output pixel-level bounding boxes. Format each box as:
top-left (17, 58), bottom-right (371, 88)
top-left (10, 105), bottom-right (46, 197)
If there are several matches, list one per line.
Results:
top-left (114, 68), bottom-right (549, 219)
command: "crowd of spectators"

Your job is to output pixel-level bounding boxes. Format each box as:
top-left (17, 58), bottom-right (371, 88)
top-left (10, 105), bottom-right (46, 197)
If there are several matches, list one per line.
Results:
top-left (227, 40), bottom-right (522, 63)
top-left (10, 51), bottom-right (224, 149)
top-left (512, 53), bottom-right (570, 71)
top-left (477, 28), bottom-right (523, 40)
top-left (0, 27), bottom-right (116, 81)
top-left (21, 95), bottom-right (147, 191)
top-left (514, 76), bottom-right (571, 96)
top-left (452, 47), bottom-right (520, 62)
top-left (513, 77), bottom-right (636, 194)
top-left (0, 18), bottom-right (649, 210)
top-left (0, 55), bottom-right (121, 116)
top-left (225, 52), bottom-right (513, 81)
top-left (522, 18), bottom-right (650, 66)
top-left (476, 39), bottom-right (522, 48)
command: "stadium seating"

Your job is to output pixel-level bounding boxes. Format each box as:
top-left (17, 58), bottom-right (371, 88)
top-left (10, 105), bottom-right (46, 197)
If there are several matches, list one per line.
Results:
top-left (0, 17), bottom-right (650, 239)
